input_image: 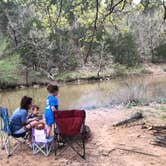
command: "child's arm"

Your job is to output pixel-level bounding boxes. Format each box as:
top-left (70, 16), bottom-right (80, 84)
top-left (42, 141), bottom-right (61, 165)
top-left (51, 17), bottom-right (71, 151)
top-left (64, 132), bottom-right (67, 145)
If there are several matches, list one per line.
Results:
top-left (51, 106), bottom-right (56, 112)
top-left (50, 96), bottom-right (58, 112)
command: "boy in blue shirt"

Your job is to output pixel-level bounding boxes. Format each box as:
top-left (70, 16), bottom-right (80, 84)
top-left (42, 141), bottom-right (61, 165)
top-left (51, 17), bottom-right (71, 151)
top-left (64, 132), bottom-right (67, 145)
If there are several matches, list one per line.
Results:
top-left (45, 84), bottom-right (59, 137)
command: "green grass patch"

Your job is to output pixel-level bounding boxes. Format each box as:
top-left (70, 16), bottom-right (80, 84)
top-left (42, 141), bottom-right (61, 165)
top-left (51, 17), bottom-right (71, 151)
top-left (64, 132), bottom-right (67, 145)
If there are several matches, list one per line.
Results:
top-left (157, 106), bottom-right (166, 112)
top-left (112, 64), bottom-right (152, 76)
top-left (56, 70), bottom-right (99, 81)
top-left (161, 115), bottom-right (166, 119)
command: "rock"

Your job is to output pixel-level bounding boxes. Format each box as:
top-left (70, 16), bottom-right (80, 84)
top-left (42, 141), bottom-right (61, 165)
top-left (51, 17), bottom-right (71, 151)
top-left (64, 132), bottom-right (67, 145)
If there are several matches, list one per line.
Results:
top-left (77, 79), bottom-right (81, 84)
top-left (33, 84), bottom-right (40, 88)
top-left (19, 85), bottom-right (26, 89)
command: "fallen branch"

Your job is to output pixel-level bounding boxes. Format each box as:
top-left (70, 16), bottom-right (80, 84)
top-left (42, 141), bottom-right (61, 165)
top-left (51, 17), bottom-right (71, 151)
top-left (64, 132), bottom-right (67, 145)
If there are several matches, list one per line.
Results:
top-left (117, 147), bottom-right (159, 157)
top-left (150, 125), bottom-right (166, 130)
top-left (113, 112), bottom-right (143, 127)
top-left (149, 125), bottom-right (166, 147)
top-left (102, 147), bottom-right (159, 157)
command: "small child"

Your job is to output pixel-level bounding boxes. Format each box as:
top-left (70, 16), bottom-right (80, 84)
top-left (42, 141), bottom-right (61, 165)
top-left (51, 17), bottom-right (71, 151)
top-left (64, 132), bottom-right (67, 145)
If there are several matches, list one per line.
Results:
top-left (28, 105), bottom-right (40, 119)
top-left (45, 84), bottom-right (59, 137)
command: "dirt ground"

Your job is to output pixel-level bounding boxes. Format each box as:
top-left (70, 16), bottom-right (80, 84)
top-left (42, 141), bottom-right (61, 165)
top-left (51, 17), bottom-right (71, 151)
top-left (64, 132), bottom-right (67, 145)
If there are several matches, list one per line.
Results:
top-left (0, 104), bottom-right (166, 166)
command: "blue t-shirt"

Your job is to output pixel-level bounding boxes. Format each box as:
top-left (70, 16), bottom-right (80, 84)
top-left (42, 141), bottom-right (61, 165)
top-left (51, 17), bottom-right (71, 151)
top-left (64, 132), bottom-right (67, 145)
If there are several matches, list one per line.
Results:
top-left (44, 95), bottom-right (58, 125)
top-left (45, 95), bottom-right (58, 112)
top-left (10, 108), bottom-right (28, 133)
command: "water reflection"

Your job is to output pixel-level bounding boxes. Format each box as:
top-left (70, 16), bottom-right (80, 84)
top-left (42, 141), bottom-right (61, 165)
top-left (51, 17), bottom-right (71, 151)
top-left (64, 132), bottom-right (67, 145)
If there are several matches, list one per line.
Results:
top-left (0, 75), bottom-right (166, 114)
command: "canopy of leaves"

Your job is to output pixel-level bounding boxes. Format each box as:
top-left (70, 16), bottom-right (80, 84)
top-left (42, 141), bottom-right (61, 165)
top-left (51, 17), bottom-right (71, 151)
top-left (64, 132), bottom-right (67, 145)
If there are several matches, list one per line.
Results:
top-left (0, 0), bottom-right (165, 77)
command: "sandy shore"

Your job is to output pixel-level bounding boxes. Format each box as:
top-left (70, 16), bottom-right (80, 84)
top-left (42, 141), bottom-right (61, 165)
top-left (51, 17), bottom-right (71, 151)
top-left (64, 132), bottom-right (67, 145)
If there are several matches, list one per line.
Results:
top-left (0, 104), bottom-right (166, 166)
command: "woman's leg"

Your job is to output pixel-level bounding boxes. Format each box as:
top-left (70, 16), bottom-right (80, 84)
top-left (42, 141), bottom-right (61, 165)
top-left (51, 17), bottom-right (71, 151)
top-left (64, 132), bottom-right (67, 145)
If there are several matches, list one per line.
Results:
top-left (14, 127), bottom-right (26, 135)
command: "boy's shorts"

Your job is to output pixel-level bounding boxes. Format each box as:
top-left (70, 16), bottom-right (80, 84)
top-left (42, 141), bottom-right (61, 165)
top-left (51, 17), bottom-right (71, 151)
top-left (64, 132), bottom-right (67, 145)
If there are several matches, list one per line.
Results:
top-left (45, 111), bottom-right (54, 126)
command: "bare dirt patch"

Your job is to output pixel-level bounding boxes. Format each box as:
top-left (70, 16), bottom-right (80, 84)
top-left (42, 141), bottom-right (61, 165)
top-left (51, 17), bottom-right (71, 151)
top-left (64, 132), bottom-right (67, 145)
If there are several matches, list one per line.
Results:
top-left (0, 105), bottom-right (166, 166)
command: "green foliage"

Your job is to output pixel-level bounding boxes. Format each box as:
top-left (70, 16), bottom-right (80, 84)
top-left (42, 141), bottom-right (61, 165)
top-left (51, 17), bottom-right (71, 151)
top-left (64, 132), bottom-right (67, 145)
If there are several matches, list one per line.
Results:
top-left (0, 37), bottom-right (9, 53)
top-left (0, 54), bottom-right (21, 89)
top-left (113, 64), bottom-right (128, 76)
top-left (126, 100), bottom-right (140, 108)
top-left (158, 106), bottom-right (166, 112)
top-left (161, 115), bottom-right (166, 119)
top-left (105, 32), bottom-right (140, 66)
top-left (112, 63), bottom-right (152, 76)
top-left (139, 68), bottom-right (153, 74)
top-left (156, 98), bottom-right (166, 104)
top-left (126, 101), bottom-right (149, 108)
top-left (0, 0), bottom-right (165, 84)
top-left (152, 42), bottom-right (166, 63)
top-left (0, 54), bottom-right (20, 72)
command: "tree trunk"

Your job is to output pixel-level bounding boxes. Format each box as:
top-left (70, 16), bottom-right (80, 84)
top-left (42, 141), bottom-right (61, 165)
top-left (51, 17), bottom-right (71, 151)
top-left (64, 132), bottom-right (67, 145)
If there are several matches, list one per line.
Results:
top-left (25, 67), bottom-right (29, 85)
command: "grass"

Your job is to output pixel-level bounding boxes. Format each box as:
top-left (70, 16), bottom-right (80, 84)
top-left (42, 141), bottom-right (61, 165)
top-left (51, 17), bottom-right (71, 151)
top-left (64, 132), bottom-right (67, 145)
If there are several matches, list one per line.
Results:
top-left (56, 68), bottom-right (100, 81)
top-left (112, 64), bottom-right (152, 76)
top-left (157, 106), bottom-right (166, 112)
top-left (161, 115), bottom-right (166, 119)
top-left (56, 64), bottom-right (153, 82)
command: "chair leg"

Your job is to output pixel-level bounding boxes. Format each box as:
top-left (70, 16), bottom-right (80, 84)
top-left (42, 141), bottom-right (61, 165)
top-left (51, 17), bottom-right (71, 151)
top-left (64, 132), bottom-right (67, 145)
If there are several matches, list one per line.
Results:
top-left (82, 135), bottom-right (85, 159)
top-left (7, 137), bottom-right (26, 157)
top-left (5, 136), bottom-right (11, 157)
top-left (54, 140), bottom-right (58, 159)
top-left (0, 132), bottom-right (5, 150)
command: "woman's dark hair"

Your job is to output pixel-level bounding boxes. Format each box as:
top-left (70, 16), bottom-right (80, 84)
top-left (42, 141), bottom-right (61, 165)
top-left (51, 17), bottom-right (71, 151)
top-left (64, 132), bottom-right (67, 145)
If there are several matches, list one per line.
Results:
top-left (32, 105), bottom-right (39, 110)
top-left (47, 84), bottom-right (59, 93)
top-left (20, 96), bottom-right (32, 110)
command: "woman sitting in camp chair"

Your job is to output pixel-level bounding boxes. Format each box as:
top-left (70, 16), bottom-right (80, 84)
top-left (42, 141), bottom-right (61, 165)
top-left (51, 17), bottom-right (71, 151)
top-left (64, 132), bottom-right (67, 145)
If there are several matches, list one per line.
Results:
top-left (9, 96), bottom-right (38, 137)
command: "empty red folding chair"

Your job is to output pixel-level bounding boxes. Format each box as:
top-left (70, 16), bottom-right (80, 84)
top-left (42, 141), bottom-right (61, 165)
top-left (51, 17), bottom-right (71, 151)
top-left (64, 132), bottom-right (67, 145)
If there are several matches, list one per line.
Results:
top-left (54, 110), bottom-right (86, 159)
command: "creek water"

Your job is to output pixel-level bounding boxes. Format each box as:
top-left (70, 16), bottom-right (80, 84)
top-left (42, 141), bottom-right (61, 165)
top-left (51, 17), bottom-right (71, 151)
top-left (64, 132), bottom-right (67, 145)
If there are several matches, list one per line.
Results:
top-left (0, 74), bottom-right (166, 115)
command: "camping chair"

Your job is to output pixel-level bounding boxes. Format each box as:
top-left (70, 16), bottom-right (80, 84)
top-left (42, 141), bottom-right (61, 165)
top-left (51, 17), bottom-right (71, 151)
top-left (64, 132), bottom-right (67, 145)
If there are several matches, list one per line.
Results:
top-left (0, 106), bottom-right (28, 157)
top-left (31, 127), bottom-right (53, 157)
top-left (54, 110), bottom-right (86, 159)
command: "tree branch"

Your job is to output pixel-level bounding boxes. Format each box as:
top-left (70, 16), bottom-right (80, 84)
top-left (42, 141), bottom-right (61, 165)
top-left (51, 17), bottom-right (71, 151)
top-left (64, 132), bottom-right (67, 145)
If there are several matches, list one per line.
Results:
top-left (163, 0), bottom-right (166, 20)
top-left (84, 0), bottom-right (99, 64)
top-left (103, 0), bottom-right (127, 22)
top-left (54, 0), bottom-right (63, 25)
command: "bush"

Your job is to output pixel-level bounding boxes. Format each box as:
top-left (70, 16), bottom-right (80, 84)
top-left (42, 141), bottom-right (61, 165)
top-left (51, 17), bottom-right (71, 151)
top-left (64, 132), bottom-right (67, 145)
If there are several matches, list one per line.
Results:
top-left (152, 42), bottom-right (166, 63)
top-left (105, 32), bottom-right (140, 66)
top-left (113, 64), bottom-right (128, 76)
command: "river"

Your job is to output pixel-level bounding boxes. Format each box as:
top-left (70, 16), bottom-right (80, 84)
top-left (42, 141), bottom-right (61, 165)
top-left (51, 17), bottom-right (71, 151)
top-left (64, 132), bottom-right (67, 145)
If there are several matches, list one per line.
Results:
top-left (0, 74), bottom-right (166, 114)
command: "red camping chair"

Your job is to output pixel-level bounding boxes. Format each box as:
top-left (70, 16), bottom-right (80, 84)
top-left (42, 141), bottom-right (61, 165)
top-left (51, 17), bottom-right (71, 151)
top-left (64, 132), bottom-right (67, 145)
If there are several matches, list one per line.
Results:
top-left (54, 110), bottom-right (86, 159)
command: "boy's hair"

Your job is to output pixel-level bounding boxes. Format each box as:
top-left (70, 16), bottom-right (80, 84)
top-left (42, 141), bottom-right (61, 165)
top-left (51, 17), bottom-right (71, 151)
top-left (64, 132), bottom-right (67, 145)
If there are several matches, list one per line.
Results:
top-left (47, 84), bottom-right (59, 93)
top-left (20, 96), bottom-right (32, 110)
top-left (32, 105), bottom-right (39, 111)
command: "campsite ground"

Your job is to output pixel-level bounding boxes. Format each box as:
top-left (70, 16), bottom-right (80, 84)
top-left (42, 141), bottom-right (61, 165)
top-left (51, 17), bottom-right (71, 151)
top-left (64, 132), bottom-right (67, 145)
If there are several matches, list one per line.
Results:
top-left (0, 103), bottom-right (166, 166)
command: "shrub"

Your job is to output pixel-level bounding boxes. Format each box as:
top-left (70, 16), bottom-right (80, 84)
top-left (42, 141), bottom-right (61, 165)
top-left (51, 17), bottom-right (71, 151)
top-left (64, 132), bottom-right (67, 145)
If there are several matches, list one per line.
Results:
top-left (152, 42), bottom-right (166, 63)
top-left (105, 32), bottom-right (140, 66)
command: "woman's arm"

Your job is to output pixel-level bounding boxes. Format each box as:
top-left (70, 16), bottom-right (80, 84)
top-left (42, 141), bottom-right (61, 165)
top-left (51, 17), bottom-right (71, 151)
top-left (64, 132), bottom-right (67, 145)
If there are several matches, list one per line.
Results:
top-left (21, 110), bottom-right (28, 126)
